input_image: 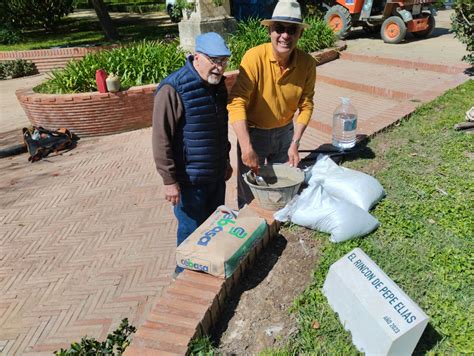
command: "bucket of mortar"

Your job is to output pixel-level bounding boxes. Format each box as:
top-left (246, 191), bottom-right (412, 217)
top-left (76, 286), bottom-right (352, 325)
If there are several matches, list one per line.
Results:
top-left (243, 164), bottom-right (304, 210)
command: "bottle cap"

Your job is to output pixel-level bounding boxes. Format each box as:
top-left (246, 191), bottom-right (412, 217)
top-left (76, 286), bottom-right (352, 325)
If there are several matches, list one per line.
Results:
top-left (341, 97), bottom-right (350, 105)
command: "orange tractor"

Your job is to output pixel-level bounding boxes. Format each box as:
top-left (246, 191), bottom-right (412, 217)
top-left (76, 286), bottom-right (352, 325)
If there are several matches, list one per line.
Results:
top-left (321, 0), bottom-right (437, 43)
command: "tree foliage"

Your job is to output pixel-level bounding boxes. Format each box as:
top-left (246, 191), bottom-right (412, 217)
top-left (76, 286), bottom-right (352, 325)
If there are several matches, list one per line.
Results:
top-left (0, 0), bottom-right (74, 31)
top-left (451, 0), bottom-right (474, 64)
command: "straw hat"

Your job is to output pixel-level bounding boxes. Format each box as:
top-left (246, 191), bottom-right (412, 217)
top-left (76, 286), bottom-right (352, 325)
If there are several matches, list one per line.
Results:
top-left (261, 0), bottom-right (310, 29)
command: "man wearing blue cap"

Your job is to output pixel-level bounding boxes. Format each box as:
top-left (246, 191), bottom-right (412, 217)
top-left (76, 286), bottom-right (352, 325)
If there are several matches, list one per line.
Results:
top-left (152, 32), bottom-right (232, 275)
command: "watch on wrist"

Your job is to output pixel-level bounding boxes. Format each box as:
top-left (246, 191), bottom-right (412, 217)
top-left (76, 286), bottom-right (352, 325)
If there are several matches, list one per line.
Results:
top-left (291, 138), bottom-right (300, 148)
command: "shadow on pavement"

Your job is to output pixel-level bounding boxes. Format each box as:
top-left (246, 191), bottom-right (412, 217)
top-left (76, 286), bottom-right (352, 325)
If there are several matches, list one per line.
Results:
top-left (299, 134), bottom-right (376, 167)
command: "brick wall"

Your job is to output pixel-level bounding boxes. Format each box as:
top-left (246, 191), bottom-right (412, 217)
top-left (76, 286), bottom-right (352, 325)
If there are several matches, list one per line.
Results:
top-left (15, 42), bottom-right (345, 138)
top-left (0, 46), bottom-right (115, 73)
top-left (16, 84), bottom-right (159, 137)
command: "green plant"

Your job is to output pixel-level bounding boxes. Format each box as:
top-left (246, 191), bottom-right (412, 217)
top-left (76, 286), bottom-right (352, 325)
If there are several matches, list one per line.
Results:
top-left (451, 0), bottom-right (473, 64)
top-left (55, 318), bottom-right (136, 355)
top-left (2, 0), bottom-right (74, 31)
top-left (188, 336), bottom-right (217, 355)
top-left (298, 16), bottom-right (336, 53)
top-left (170, 0), bottom-right (195, 21)
top-left (227, 18), bottom-right (269, 70)
top-left (0, 63), bottom-right (8, 80)
top-left (34, 40), bottom-right (186, 93)
top-left (10, 59), bottom-right (36, 78)
top-left (0, 59), bottom-right (36, 80)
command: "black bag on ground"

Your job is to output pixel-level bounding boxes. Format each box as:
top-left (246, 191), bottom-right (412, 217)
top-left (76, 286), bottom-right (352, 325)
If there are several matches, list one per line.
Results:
top-left (23, 126), bottom-right (75, 162)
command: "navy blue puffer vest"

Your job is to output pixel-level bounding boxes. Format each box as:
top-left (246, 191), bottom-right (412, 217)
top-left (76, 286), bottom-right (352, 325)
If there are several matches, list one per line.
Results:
top-left (156, 56), bottom-right (229, 185)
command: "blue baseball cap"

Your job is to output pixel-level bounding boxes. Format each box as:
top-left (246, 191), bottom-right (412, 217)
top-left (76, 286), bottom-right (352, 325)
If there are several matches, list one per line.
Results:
top-left (195, 32), bottom-right (231, 57)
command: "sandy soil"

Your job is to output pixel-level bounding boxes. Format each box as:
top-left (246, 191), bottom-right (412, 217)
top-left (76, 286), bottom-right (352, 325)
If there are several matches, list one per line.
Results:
top-left (214, 227), bottom-right (320, 354)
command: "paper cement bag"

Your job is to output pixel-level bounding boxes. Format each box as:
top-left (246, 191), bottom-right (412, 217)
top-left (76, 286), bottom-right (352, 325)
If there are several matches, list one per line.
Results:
top-left (176, 205), bottom-right (268, 278)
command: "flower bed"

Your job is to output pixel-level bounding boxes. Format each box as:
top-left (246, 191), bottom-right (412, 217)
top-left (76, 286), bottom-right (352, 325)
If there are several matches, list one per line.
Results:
top-left (16, 42), bottom-right (345, 137)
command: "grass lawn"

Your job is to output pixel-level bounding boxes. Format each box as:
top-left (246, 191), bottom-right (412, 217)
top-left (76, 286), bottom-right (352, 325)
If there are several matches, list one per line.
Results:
top-left (0, 15), bottom-right (178, 51)
top-left (277, 79), bottom-right (473, 354)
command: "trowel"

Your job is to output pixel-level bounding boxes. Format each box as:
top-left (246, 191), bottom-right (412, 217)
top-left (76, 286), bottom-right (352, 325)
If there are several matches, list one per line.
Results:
top-left (246, 170), bottom-right (269, 187)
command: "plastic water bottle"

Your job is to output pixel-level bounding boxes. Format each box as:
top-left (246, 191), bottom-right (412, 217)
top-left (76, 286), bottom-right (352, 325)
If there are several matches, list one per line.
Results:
top-left (332, 97), bottom-right (357, 150)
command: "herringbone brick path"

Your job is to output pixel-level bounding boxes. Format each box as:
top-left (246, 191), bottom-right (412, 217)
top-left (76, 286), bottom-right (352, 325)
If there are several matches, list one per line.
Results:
top-left (1, 130), bottom-right (184, 355)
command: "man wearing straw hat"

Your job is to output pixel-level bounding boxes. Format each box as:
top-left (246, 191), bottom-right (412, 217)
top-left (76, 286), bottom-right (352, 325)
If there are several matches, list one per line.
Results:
top-left (227, 0), bottom-right (317, 208)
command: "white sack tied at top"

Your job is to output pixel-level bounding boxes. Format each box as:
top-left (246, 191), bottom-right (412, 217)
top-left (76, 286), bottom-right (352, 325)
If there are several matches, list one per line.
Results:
top-left (274, 155), bottom-right (384, 243)
top-left (274, 184), bottom-right (379, 243)
top-left (307, 155), bottom-right (386, 211)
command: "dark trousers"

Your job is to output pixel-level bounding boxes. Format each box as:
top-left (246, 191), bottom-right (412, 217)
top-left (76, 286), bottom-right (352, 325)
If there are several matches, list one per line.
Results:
top-left (174, 180), bottom-right (226, 246)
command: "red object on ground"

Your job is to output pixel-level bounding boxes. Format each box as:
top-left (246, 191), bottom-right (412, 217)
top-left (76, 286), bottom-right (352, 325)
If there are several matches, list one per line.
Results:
top-left (95, 69), bottom-right (108, 93)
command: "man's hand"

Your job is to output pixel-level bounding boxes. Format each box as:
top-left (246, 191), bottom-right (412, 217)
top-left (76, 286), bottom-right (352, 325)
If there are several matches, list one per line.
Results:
top-left (288, 123), bottom-right (306, 168)
top-left (231, 120), bottom-right (259, 173)
top-left (288, 142), bottom-right (300, 168)
top-left (225, 161), bottom-right (233, 181)
top-left (164, 183), bottom-right (180, 206)
top-left (241, 146), bottom-right (260, 173)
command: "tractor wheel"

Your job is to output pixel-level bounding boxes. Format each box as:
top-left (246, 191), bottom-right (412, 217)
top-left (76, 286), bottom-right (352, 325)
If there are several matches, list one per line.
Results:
top-left (324, 5), bottom-right (352, 39)
top-left (412, 13), bottom-right (435, 38)
top-left (381, 16), bottom-right (407, 44)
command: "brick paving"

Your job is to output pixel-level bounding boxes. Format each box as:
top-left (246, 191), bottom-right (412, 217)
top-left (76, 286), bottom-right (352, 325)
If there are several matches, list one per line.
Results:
top-left (0, 74), bottom-right (45, 134)
top-left (0, 9), bottom-right (471, 355)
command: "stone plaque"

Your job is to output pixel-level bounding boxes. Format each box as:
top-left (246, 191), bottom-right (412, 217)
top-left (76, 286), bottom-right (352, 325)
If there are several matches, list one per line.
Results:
top-left (323, 248), bottom-right (429, 355)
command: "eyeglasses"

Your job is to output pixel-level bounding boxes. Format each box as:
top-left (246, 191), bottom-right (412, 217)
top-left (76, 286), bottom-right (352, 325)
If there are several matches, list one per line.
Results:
top-left (200, 53), bottom-right (229, 67)
top-left (272, 23), bottom-right (299, 35)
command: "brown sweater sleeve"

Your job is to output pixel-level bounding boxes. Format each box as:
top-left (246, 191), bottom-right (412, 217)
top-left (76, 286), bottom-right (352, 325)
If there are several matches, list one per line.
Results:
top-left (152, 84), bottom-right (183, 185)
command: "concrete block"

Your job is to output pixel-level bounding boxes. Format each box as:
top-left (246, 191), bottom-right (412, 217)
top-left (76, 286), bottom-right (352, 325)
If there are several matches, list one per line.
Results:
top-left (323, 248), bottom-right (428, 356)
top-left (178, 0), bottom-right (236, 52)
top-left (178, 17), bottom-right (236, 53)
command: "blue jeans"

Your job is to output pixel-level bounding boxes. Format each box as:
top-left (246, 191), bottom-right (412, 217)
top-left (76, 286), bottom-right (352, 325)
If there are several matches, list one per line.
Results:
top-left (174, 180), bottom-right (226, 246)
top-left (237, 123), bottom-right (293, 208)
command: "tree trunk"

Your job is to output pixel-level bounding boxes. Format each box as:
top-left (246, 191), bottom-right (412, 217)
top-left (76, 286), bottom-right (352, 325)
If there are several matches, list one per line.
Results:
top-left (90, 0), bottom-right (120, 41)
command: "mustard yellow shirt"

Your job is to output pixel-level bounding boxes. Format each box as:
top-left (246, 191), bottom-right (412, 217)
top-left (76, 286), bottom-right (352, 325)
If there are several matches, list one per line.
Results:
top-left (227, 42), bottom-right (316, 129)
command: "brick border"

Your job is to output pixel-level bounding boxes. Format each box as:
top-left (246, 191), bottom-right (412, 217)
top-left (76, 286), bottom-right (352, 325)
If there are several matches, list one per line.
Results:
top-left (124, 203), bottom-right (279, 356)
top-left (339, 52), bottom-right (471, 74)
top-left (15, 41), bottom-right (346, 138)
top-left (0, 46), bottom-right (116, 73)
top-left (317, 51), bottom-right (471, 101)
top-left (317, 74), bottom-right (415, 100)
